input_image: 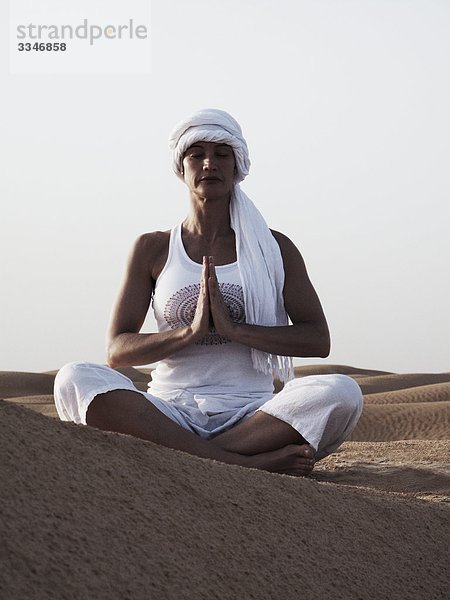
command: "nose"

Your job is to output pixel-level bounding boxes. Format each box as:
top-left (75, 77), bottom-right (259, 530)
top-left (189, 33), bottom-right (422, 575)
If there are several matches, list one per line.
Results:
top-left (202, 153), bottom-right (217, 170)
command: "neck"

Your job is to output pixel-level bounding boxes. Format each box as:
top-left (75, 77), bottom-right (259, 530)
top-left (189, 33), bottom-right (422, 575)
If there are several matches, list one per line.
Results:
top-left (184, 192), bottom-right (232, 240)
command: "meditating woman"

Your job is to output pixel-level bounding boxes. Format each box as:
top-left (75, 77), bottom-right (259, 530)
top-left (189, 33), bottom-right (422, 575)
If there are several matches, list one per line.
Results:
top-left (54, 108), bottom-right (363, 476)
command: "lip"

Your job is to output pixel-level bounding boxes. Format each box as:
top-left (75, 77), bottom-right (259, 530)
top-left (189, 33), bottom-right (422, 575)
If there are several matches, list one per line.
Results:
top-left (200, 176), bottom-right (221, 182)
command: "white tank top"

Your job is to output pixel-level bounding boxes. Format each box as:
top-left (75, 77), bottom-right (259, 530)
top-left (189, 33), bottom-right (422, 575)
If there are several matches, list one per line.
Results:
top-left (148, 223), bottom-right (274, 402)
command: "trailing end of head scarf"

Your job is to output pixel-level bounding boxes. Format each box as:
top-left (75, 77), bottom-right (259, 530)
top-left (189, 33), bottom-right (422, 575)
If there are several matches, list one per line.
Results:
top-left (169, 108), bottom-right (294, 383)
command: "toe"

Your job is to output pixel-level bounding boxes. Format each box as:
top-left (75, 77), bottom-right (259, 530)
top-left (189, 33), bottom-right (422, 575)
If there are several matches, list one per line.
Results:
top-left (300, 444), bottom-right (315, 459)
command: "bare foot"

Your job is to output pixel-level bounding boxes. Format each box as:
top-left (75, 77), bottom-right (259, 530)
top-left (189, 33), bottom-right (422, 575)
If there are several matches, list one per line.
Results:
top-left (246, 444), bottom-right (315, 476)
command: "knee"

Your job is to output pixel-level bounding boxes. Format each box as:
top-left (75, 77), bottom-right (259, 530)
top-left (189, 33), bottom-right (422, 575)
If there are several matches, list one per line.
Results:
top-left (54, 361), bottom-right (94, 396)
top-left (327, 374), bottom-right (363, 418)
top-left (54, 361), bottom-right (113, 405)
top-left (53, 362), bottom-right (88, 422)
top-left (54, 361), bottom-right (114, 423)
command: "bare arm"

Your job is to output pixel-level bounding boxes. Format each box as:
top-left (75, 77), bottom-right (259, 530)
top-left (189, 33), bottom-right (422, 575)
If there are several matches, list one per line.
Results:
top-left (208, 231), bottom-right (331, 358)
top-left (106, 234), bottom-right (210, 368)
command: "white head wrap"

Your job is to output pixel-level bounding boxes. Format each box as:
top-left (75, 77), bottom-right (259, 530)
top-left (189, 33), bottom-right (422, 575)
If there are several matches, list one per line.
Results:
top-left (169, 108), bottom-right (293, 382)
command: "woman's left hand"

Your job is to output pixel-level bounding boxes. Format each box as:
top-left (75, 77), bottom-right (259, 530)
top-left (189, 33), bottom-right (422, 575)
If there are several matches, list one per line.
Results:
top-left (207, 256), bottom-right (235, 339)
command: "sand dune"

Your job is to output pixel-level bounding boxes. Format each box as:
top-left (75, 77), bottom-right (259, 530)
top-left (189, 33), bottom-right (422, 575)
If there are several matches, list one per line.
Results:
top-left (356, 372), bottom-right (450, 395)
top-left (1, 399), bottom-right (448, 600)
top-left (362, 382), bottom-right (450, 404)
top-left (5, 394), bottom-right (57, 418)
top-left (350, 401), bottom-right (449, 441)
top-left (315, 440), bottom-right (449, 502)
top-left (0, 371), bottom-right (55, 399)
top-left (294, 364), bottom-right (393, 377)
top-left (1, 365), bottom-right (449, 599)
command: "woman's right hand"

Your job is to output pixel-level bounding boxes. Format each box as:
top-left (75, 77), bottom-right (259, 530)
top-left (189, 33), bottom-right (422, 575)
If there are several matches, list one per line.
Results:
top-left (188, 256), bottom-right (211, 343)
top-left (107, 236), bottom-right (215, 367)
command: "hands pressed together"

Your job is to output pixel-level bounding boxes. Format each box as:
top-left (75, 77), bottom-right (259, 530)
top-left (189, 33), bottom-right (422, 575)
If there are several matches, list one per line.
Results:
top-left (189, 256), bottom-right (235, 343)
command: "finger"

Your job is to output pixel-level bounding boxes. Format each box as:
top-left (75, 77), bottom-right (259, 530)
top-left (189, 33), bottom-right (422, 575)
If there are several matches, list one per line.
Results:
top-left (208, 255), bottom-right (217, 280)
top-left (202, 256), bottom-right (209, 294)
top-left (208, 271), bottom-right (221, 301)
top-left (208, 258), bottom-right (219, 296)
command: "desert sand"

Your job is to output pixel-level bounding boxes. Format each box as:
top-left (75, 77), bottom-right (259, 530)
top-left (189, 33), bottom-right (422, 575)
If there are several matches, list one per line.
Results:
top-left (1, 364), bottom-right (449, 599)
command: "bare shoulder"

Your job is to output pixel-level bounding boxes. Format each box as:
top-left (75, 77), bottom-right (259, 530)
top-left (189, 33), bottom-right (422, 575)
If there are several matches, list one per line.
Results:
top-left (270, 229), bottom-right (306, 267)
top-left (133, 230), bottom-right (170, 254)
top-left (128, 230), bottom-right (171, 281)
top-left (270, 229), bottom-right (296, 249)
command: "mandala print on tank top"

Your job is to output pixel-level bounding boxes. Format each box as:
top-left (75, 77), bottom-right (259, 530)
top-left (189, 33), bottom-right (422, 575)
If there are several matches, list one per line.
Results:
top-left (164, 282), bottom-right (245, 345)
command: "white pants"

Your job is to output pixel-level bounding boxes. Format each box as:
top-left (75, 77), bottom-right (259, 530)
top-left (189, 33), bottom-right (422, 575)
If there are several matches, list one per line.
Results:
top-left (54, 362), bottom-right (363, 460)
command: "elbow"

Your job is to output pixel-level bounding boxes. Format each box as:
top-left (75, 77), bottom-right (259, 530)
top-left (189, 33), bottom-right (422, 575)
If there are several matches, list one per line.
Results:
top-left (107, 355), bottom-right (125, 370)
top-left (106, 352), bottom-right (118, 370)
top-left (106, 339), bottom-right (121, 369)
top-left (319, 344), bottom-right (331, 359)
top-left (106, 357), bottom-right (118, 370)
top-left (317, 328), bottom-right (331, 358)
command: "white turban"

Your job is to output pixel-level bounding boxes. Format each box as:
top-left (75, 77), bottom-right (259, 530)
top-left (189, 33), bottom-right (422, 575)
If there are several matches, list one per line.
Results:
top-left (169, 108), bottom-right (293, 382)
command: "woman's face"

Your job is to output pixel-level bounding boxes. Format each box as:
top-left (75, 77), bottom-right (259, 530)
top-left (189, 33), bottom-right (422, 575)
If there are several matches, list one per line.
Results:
top-left (182, 141), bottom-right (236, 199)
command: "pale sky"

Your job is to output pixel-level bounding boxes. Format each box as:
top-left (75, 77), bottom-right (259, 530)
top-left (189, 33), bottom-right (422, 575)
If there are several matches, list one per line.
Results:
top-left (1, 0), bottom-right (449, 374)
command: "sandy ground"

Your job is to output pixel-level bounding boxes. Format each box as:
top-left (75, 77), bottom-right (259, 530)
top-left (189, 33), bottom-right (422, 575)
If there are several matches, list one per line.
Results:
top-left (1, 364), bottom-right (449, 599)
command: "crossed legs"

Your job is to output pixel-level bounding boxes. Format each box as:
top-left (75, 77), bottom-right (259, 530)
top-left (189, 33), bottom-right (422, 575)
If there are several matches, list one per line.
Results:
top-left (86, 390), bottom-right (315, 476)
top-left (55, 362), bottom-right (362, 476)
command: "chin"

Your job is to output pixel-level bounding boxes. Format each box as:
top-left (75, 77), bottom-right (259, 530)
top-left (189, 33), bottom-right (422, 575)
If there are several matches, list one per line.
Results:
top-left (197, 185), bottom-right (231, 199)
